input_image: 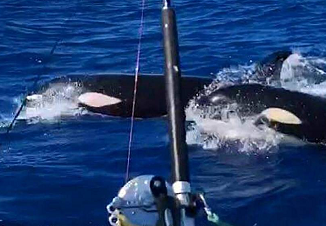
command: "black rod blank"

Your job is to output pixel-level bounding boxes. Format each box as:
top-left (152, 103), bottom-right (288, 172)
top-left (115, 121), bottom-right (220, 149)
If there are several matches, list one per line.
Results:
top-left (162, 4), bottom-right (190, 183)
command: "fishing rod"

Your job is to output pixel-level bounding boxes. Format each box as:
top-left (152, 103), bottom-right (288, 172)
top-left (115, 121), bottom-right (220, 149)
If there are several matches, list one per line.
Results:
top-left (106, 0), bottom-right (233, 225)
top-left (161, 0), bottom-right (194, 225)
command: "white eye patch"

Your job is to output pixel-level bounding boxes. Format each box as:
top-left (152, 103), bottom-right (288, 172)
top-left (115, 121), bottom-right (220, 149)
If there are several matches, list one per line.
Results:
top-left (78, 92), bottom-right (122, 108)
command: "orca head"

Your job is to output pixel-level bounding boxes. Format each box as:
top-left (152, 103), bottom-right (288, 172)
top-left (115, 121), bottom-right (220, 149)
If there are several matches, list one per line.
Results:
top-left (196, 94), bottom-right (226, 106)
top-left (255, 50), bottom-right (293, 84)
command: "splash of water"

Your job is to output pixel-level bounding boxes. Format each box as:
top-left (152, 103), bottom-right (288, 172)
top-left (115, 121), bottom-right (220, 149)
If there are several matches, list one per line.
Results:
top-left (20, 82), bottom-right (87, 123)
top-left (279, 52), bottom-right (326, 96)
top-left (185, 99), bottom-right (284, 153)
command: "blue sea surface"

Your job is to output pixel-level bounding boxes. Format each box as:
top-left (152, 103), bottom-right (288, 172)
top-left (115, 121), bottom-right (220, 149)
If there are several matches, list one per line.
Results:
top-left (1, 0), bottom-right (326, 225)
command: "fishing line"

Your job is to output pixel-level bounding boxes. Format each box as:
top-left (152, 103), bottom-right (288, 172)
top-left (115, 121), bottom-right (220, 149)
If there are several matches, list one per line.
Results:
top-left (125, 0), bottom-right (146, 183)
top-left (4, 4), bottom-right (79, 136)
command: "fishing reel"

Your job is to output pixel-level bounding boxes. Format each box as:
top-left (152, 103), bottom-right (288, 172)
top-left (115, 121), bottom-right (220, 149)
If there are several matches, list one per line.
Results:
top-left (107, 175), bottom-right (223, 226)
top-left (107, 175), bottom-right (175, 226)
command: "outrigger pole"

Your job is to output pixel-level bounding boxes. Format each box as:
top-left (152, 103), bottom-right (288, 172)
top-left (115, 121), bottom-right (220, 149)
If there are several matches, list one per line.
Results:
top-left (162, 0), bottom-right (195, 225)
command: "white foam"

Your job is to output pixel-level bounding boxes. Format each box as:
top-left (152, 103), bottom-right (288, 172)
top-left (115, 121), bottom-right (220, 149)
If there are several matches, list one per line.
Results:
top-left (280, 53), bottom-right (304, 82)
top-left (185, 101), bottom-right (286, 153)
top-left (186, 103), bottom-right (306, 152)
top-left (279, 52), bottom-right (326, 96)
top-left (21, 82), bottom-right (86, 123)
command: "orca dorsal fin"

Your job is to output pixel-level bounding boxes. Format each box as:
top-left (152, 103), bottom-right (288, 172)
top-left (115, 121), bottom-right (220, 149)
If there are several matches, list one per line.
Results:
top-left (255, 50), bottom-right (293, 83)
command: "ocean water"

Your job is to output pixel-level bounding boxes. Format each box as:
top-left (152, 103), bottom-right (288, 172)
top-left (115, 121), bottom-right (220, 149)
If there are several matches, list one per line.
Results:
top-left (1, 0), bottom-right (326, 225)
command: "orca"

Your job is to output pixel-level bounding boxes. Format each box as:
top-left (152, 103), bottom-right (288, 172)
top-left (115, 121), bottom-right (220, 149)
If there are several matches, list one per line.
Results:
top-left (26, 74), bottom-right (212, 118)
top-left (25, 50), bottom-right (294, 118)
top-left (195, 83), bottom-right (326, 144)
